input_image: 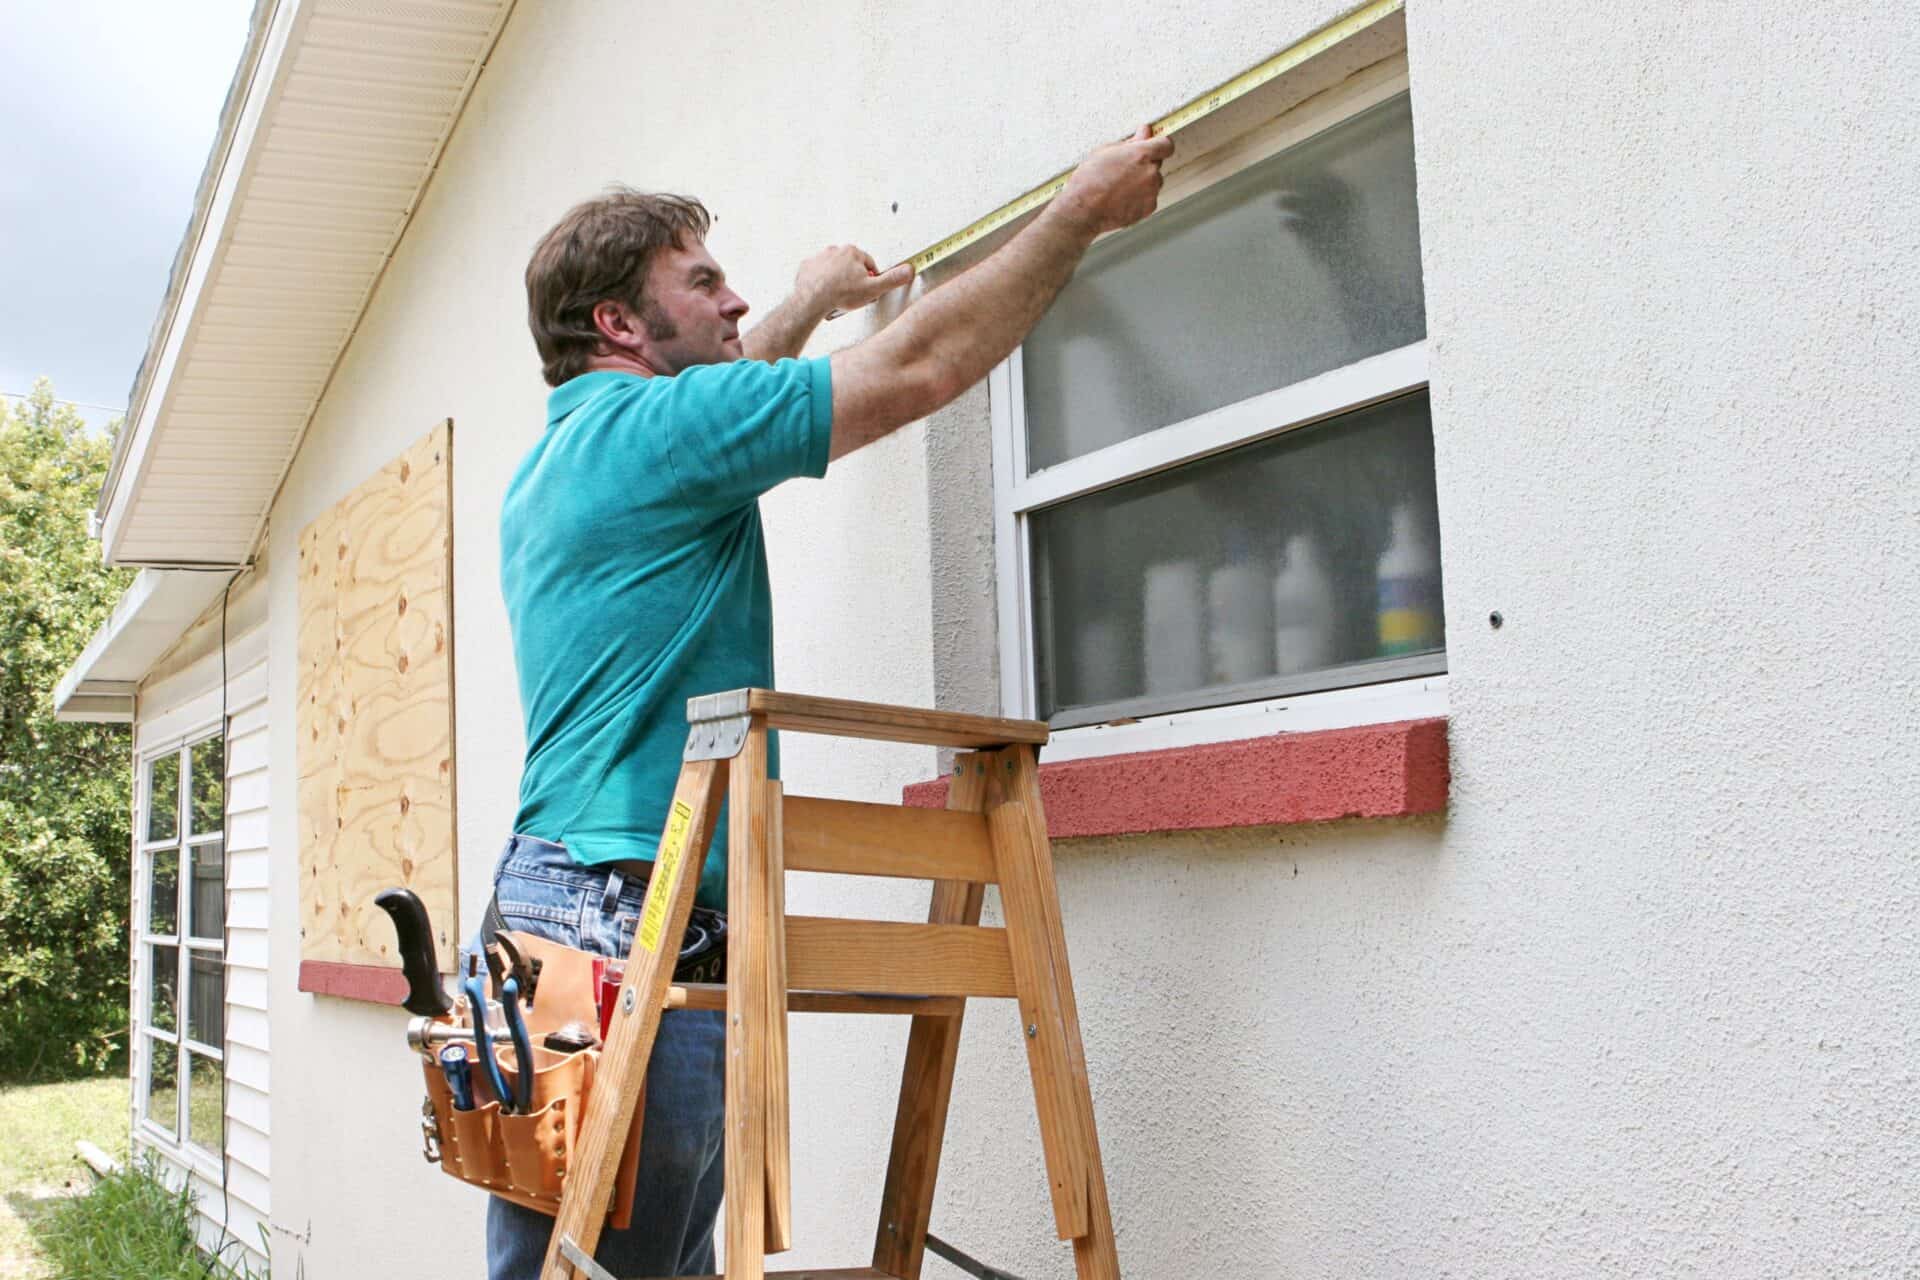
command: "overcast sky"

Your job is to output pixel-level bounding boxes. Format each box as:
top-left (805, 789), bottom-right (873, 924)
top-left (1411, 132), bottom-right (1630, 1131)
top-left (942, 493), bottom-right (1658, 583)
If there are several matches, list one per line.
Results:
top-left (1, 0), bottom-right (256, 425)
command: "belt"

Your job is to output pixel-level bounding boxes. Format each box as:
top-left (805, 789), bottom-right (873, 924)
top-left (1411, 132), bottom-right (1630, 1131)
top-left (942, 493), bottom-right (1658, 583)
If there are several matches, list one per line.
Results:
top-left (601, 858), bottom-right (659, 878)
top-left (481, 861), bottom-right (727, 985)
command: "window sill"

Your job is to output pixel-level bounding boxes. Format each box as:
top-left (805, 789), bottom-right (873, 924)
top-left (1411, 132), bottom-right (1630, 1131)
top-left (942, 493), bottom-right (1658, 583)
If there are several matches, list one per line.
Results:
top-left (298, 960), bottom-right (407, 1005)
top-left (134, 1124), bottom-right (224, 1183)
top-left (903, 717), bottom-right (1448, 838)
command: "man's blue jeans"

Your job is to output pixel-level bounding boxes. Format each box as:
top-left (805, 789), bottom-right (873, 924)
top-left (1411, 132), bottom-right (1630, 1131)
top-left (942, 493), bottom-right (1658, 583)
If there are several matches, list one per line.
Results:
top-left (474, 835), bottom-right (726, 1280)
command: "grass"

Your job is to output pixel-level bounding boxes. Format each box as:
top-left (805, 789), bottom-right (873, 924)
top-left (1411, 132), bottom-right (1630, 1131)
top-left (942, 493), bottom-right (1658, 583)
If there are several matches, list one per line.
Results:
top-left (0, 1074), bottom-right (262, 1279)
top-left (35, 1156), bottom-right (260, 1280)
top-left (0, 1075), bottom-right (129, 1279)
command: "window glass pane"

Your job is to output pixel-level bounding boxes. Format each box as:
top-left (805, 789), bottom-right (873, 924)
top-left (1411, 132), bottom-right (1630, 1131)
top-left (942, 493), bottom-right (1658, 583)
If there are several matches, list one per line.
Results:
top-left (146, 752), bottom-right (178, 842)
top-left (148, 848), bottom-right (179, 936)
top-left (1023, 93), bottom-right (1425, 470)
top-left (145, 1037), bottom-right (178, 1138)
top-left (190, 736), bottom-right (224, 837)
top-left (1030, 391), bottom-right (1443, 722)
top-left (149, 945), bottom-right (179, 1033)
top-left (188, 950), bottom-right (224, 1048)
top-left (187, 1051), bottom-right (224, 1153)
top-left (189, 840), bottom-right (225, 940)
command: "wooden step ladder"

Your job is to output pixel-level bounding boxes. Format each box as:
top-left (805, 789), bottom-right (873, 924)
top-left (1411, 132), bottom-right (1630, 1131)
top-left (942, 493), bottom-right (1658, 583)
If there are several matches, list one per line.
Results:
top-left (540, 688), bottom-right (1119, 1280)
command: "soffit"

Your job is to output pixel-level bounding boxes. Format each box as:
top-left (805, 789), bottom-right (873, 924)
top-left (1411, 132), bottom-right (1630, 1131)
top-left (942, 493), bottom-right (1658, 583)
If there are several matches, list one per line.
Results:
top-left (99, 0), bottom-right (515, 567)
top-left (52, 570), bottom-right (236, 722)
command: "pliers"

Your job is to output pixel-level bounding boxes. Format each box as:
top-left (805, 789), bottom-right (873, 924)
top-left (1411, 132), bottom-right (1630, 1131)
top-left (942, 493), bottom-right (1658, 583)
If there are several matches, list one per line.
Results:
top-left (485, 933), bottom-right (539, 1113)
top-left (497, 973), bottom-right (535, 1113)
top-left (461, 968), bottom-right (515, 1112)
top-left (473, 942), bottom-right (538, 1114)
top-left (490, 931), bottom-right (542, 1008)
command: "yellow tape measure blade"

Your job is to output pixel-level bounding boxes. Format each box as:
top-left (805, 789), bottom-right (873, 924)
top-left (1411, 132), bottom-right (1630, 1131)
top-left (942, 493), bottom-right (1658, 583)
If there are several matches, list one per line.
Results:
top-left (904, 0), bottom-right (1403, 274)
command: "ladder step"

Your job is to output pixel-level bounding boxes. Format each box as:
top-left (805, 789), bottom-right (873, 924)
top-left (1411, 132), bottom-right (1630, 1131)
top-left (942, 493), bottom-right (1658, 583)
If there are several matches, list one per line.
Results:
top-left (689, 688), bottom-right (1048, 749)
top-left (784, 796), bottom-right (997, 883)
top-left (666, 984), bottom-right (964, 1017)
top-left (639, 1271), bottom-right (895, 1280)
top-left (788, 916), bottom-right (1017, 998)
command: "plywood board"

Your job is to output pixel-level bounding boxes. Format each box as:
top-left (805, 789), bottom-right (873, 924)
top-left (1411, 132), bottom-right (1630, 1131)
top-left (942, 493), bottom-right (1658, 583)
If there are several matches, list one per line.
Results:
top-left (298, 422), bottom-right (456, 974)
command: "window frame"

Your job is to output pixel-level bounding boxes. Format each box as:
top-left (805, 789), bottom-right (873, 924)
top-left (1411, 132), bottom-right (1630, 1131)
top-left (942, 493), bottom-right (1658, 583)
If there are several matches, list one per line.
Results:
top-left (990, 57), bottom-right (1446, 751)
top-left (134, 723), bottom-right (227, 1165)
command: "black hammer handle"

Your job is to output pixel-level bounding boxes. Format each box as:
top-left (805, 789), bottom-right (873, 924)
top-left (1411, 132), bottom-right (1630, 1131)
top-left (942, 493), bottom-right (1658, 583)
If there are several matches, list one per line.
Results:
top-left (374, 888), bottom-right (454, 1018)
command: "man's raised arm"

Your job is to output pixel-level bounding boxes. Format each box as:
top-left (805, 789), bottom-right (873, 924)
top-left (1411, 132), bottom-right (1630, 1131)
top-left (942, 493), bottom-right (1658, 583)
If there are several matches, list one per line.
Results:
top-left (742, 246), bottom-right (913, 363)
top-left (828, 125), bottom-right (1173, 460)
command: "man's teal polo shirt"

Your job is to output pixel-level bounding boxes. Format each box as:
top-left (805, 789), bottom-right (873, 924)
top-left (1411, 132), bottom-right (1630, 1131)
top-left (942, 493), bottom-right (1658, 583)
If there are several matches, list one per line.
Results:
top-left (500, 358), bottom-right (833, 909)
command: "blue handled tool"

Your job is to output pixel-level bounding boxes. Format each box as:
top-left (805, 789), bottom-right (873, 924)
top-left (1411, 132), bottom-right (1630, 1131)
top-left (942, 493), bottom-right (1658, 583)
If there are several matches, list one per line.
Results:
top-left (499, 975), bottom-right (536, 1114)
top-left (461, 972), bottom-right (515, 1113)
top-left (439, 1044), bottom-right (475, 1111)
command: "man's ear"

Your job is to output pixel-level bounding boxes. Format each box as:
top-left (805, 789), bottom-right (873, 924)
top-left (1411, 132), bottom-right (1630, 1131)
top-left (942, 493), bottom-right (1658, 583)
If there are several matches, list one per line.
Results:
top-left (591, 298), bottom-right (642, 354)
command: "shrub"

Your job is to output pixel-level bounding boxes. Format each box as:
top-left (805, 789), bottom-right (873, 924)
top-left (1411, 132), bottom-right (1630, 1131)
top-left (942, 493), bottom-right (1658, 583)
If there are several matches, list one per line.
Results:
top-left (0, 382), bottom-right (135, 1081)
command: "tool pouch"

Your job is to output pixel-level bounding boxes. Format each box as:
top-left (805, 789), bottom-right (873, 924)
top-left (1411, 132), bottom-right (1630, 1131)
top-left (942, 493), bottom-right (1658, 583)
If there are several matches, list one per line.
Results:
top-left (416, 933), bottom-right (645, 1228)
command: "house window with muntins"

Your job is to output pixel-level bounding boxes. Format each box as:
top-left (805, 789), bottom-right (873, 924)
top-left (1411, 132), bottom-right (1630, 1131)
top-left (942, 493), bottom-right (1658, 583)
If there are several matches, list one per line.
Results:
top-left (137, 731), bottom-right (226, 1157)
top-left (993, 73), bottom-right (1442, 739)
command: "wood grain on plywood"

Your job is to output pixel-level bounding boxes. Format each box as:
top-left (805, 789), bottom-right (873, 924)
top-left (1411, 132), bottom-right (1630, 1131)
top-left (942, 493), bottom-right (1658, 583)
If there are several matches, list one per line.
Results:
top-left (296, 422), bottom-right (456, 973)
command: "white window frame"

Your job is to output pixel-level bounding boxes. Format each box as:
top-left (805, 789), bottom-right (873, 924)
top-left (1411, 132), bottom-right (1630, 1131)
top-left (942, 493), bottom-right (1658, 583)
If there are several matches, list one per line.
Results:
top-left (990, 56), bottom-right (1447, 760)
top-left (134, 722), bottom-right (227, 1170)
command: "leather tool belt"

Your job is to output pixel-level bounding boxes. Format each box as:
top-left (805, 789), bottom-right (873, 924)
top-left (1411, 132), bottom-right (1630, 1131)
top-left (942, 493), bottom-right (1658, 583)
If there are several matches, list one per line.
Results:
top-left (416, 931), bottom-right (648, 1226)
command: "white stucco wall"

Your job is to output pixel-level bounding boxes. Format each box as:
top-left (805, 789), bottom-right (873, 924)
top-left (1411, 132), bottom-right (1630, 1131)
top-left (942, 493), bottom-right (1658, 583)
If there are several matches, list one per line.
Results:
top-left (259, 2), bottom-right (1919, 1276)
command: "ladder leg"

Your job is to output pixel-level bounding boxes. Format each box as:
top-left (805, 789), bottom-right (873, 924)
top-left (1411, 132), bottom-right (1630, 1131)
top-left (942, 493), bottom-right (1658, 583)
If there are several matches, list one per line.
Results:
top-left (988, 746), bottom-right (1120, 1280)
top-left (763, 779), bottom-right (792, 1253)
top-left (541, 757), bottom-right (728, 1280)
top-left (725, 719), bottom-right (772, 1280)
top-left (872, 752), bottom-right (992, 1280)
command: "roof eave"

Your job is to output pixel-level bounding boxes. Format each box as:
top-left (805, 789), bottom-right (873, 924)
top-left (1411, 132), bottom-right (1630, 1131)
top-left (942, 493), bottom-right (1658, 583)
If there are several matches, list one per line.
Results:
top-left (52, 570), bottom-right (236, 722)
top-left (94, 0), bottom-right (284, 566)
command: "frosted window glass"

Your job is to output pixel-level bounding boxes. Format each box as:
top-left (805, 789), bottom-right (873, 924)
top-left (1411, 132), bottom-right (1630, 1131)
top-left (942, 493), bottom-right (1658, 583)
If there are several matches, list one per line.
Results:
top-left (1023, 94), bottom-right (1426, 470)
top-left (1031, 392), bottom-right (1443, 723)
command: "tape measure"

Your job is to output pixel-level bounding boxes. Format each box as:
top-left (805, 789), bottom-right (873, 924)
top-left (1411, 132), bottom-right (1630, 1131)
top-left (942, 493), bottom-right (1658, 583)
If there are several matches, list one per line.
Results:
top-left (904, 0), bottom-right (1404, 275)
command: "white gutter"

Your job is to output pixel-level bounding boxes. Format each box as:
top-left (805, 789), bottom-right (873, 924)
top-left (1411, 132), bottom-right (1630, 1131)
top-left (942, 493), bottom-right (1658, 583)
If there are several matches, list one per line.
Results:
top-left (52, 570), bottom-right (237, 723)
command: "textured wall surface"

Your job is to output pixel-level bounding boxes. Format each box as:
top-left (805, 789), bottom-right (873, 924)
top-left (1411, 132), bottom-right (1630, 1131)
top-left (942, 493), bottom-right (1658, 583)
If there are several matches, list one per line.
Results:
top-left (260, 1), bottom-right (1919, 1276)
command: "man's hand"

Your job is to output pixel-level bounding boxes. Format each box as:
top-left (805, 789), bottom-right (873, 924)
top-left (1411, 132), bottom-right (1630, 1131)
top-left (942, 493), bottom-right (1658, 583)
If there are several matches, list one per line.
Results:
top-left (1052, 124), bottom-right (1174, 237)
top-left (743, 244), bottom-right (912, 362)
top-left (796, 245), bottom-right (914, 319)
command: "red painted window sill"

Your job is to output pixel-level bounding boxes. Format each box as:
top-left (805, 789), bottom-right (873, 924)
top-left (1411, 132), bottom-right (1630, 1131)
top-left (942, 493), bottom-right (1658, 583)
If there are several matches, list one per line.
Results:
top-left (903, 717), bottom-right (1448, 838)
top-left (299, 960), bottom-right (409, 1006)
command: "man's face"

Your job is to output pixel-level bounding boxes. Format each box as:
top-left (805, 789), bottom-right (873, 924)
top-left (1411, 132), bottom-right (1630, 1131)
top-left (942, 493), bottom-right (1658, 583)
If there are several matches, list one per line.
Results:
top-left (636, 239), bottom-right (749, 373)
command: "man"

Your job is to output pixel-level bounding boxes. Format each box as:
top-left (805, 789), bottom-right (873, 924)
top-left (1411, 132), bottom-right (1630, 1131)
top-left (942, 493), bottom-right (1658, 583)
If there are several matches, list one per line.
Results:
top-left (487, 125), bottom-right (1172, 1277)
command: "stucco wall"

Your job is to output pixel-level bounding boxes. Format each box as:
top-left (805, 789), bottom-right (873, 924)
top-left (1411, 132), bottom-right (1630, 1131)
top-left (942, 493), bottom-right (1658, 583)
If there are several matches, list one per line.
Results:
top-left (261, 1), bottom-right (1919, 1276)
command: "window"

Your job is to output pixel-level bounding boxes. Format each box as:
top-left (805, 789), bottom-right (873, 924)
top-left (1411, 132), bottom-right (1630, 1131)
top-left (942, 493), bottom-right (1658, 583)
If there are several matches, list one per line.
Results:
top-left (992, 68), bottom-right (1443, 738)
top-left (138, 731), bottom-right (225, 1156)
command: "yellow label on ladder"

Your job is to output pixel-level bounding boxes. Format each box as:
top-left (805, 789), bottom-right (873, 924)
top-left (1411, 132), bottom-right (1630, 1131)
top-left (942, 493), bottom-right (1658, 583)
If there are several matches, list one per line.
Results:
top-left (638, 800), bottom-right (695, 953)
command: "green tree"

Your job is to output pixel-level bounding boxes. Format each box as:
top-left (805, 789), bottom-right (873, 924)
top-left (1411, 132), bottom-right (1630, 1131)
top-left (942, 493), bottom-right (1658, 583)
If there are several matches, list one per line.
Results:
top-left (0, 379), bottom-right (134, 1078)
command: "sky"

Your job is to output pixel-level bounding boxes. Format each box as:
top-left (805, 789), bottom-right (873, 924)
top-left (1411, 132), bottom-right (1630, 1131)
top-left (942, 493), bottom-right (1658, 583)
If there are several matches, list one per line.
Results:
top-left (1, 0), bottom-right (256, 428)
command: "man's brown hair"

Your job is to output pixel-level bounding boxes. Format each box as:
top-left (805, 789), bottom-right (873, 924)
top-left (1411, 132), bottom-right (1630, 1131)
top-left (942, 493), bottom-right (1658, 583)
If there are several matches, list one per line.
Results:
top-left (525, 188), bottom-right (712, 387)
